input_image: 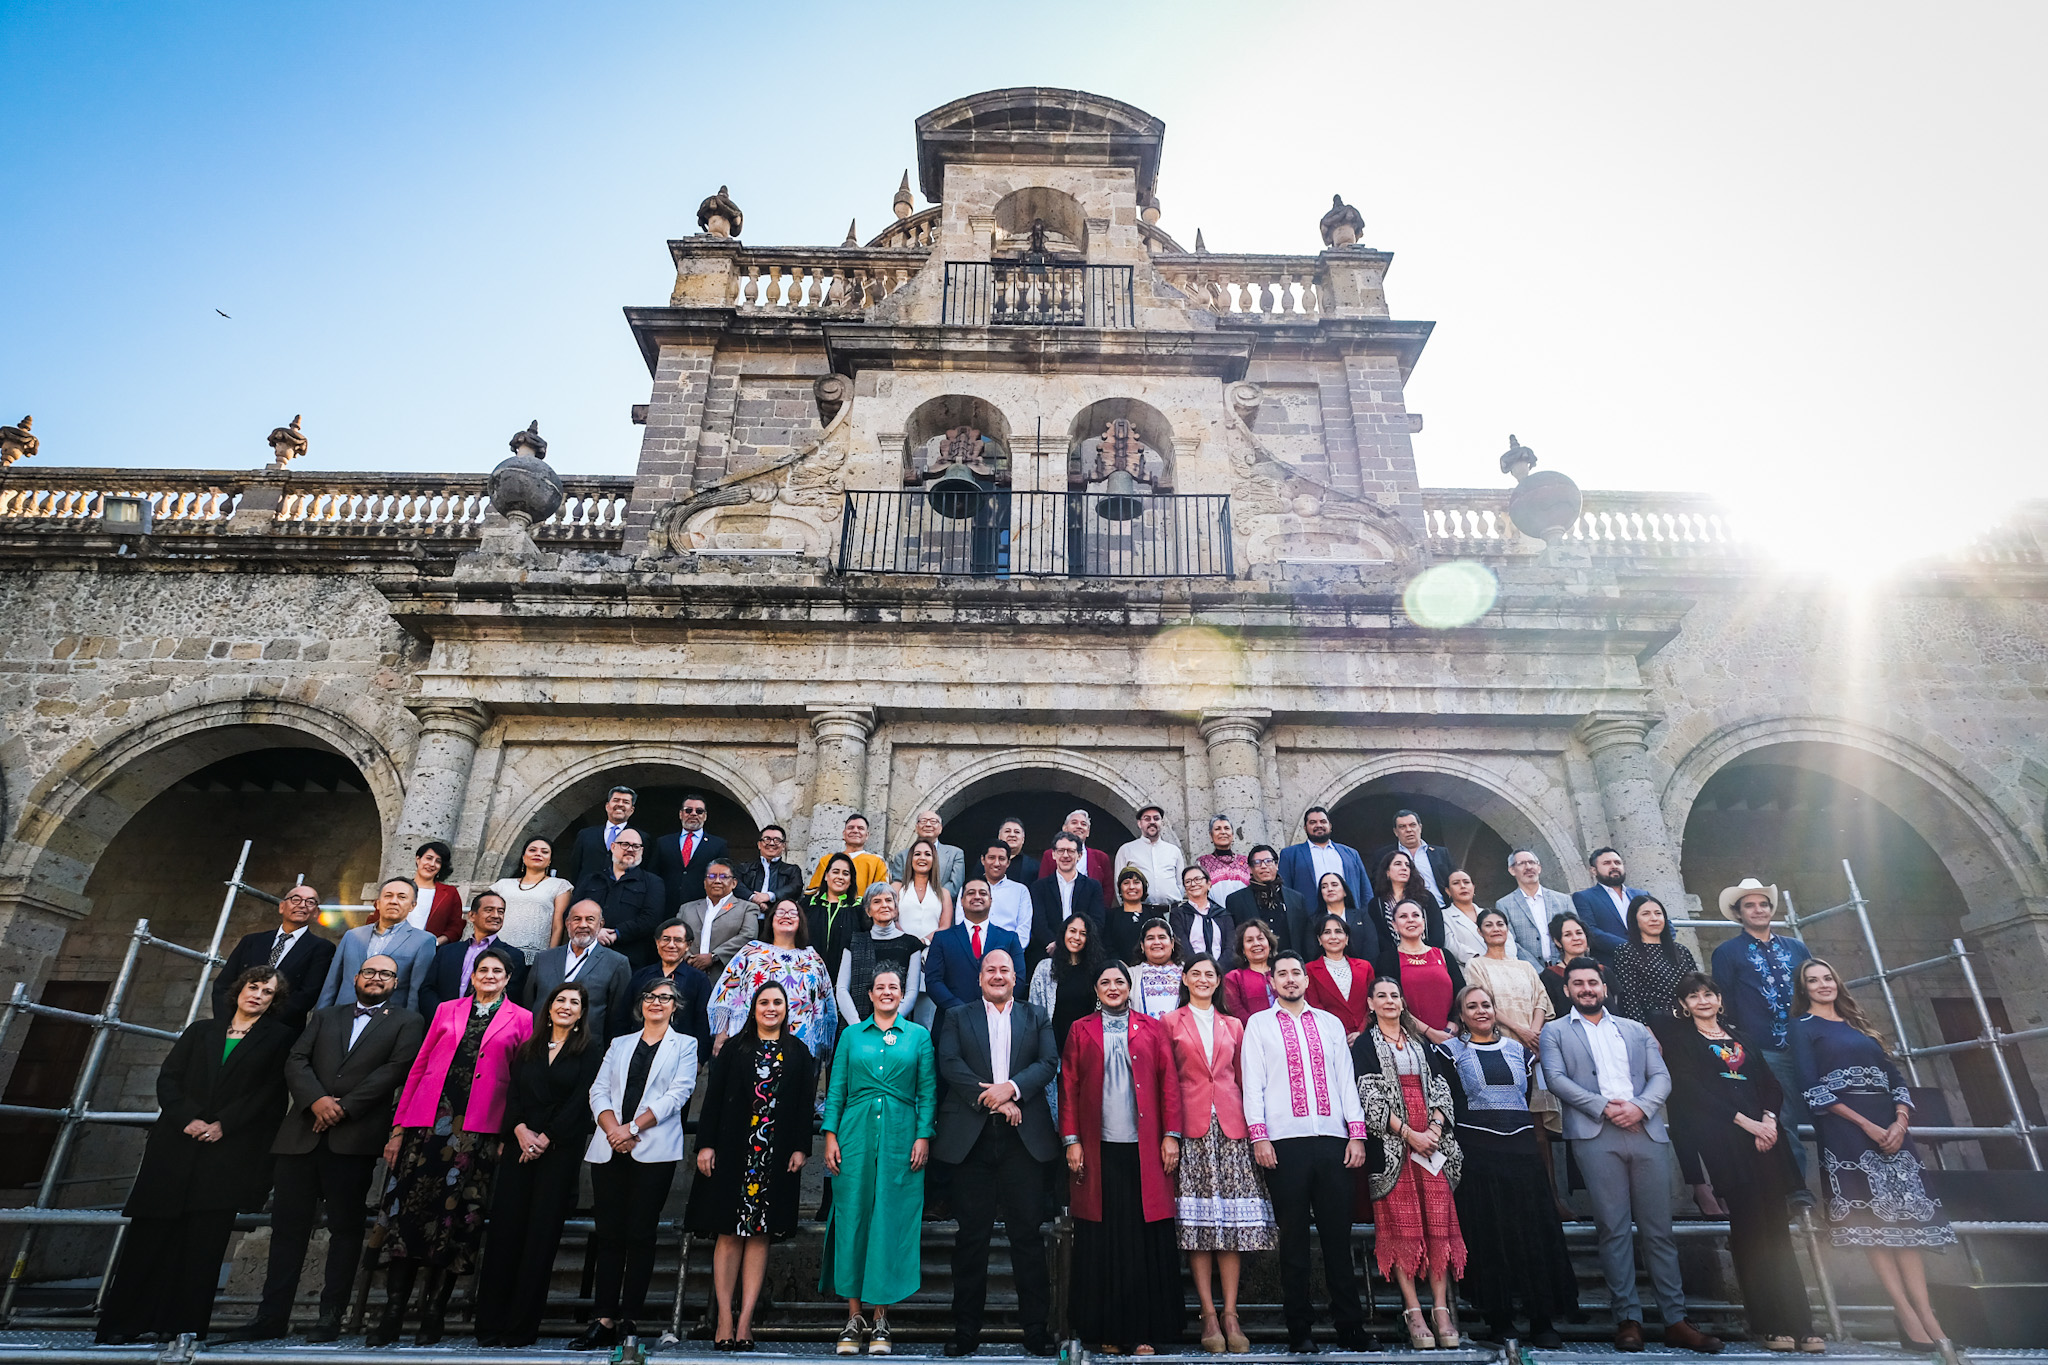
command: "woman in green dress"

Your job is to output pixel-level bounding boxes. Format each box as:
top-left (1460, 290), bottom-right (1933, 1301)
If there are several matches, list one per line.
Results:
top-left (820, 963), bottom-right (936, 1356)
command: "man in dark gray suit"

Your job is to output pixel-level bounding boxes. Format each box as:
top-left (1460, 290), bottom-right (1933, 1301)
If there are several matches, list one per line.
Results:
top-left (934, 948), bottom-right (1057, 1357)
top-left (523, 899), bottom-right (633, 1039)
top-left (1539, 958), bottom-right (1723, 1355)
top-left (221, 954), bottom-right (425, 1342)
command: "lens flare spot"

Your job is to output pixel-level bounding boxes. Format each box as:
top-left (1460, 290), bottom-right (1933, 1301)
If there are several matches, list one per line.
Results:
top-left (1136, 624), bottom-right (1243, 686)
top-left (1403, 561), bottom-right (1498, 629)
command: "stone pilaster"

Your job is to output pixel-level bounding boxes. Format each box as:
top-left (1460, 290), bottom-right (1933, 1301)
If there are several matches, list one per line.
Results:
top-left (1576, 710), bottom-right (1689, 911)
top-left (804, 705), bottom-right (877, 871)
top-left (1200, 710), bottom-right (1272, 849)
top-left (389, 700), bottom-right (493, 874)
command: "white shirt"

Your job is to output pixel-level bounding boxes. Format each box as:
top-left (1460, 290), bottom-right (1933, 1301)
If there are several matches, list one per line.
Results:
top-left (1191, 1002), bottom-right (1217, 1064)
top-left (1055, 872), bottom-right (1079, 916)
top-left (1571, 1010), bottom-right (1636, 1104)
top-left (1325, 956), bottom-right (1353, 996)
top-left (1517, 888), bottom-right (1554, 961)
top-left (270, 924), bottom-right (310, 962)
top-left (347, 1001), bottom-right (380, 1048)
top-left (1184, 903), bottom-right (1223, 958)
top-left (1112, 837), bottom-right (1185, 905)
top-left (1602, 883), bottom-right (1630, 918)
top-left (1398, 841), bottom-right (1443, 903)
top-left (984, 998), bottom-right (1014, 1090)
top-left (1308, 841), bottom-right (1343, 886)
top-left (897, 880), bottom-right (945, 941)
top-left (986, 876), bottom-right (1032, 942)
top-left (1241, 1003), bottom-right (1368, 1142)
top-left (562, 940), bottom-right (596, 981)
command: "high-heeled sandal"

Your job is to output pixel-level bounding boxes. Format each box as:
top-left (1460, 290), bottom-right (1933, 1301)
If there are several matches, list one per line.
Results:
top-left (1199, 1312), bottom-right (1226, 1354)
top-left (1223, 1313), bottom-right (1252, 1353)
top-left (1431, 1306), bottom-right (1460, 1348)
top-left (1404, 1308), bottom-right (1436, 1350)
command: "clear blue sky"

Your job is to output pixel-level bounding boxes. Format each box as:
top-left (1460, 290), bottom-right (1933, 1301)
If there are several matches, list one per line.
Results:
top-left (5, 1), bottom-right (2043, 557)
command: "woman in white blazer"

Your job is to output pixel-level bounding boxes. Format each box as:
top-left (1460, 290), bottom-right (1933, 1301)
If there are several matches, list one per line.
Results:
top-left (575, 980), bottom-right (699, 1349)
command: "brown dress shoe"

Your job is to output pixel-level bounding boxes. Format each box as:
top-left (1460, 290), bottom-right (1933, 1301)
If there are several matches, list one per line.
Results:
top-left (1615, 1320), bottom-right (1646, 1352)
top-left (1665, 1320), bottom-right (1725, 1354)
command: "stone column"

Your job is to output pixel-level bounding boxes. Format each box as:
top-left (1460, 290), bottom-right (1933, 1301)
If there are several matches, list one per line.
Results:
top-left (1577, 710), bottom-right (1689, 910)
top-left (804, 705), bottom-right (877, 871)
top-left (389, 700), bottom-right (493, 872)
top-left (1200, 710), bottom-right (1272, 849)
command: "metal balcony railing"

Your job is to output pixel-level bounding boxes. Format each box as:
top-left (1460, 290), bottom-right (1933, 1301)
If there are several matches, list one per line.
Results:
top-left (837, 490), bottom-right (1231, 578)
top-left (941, 261), bottom-right (1136, 327)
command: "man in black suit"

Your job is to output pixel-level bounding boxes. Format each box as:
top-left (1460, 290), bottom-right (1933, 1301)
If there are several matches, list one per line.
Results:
top-left (213, 882), bottom-right (336, 1034)
top-left (561, 785), bottom-right (641, 888)
top-left (1027, 833), bottom-right (1104, 975)
top-left (935, 949), bottom-right (1058, 1357)
top-left (219, 953), bottom-right (425, 1342)
top-left (734, 823), bottom-right (803, 911)
top-left (1224, 844), bottom-right (1311, 954)
top-left (418, 889), bottom-right (529, 1017)
top-left (645, 791), bottom-right (730, 914)
top-left (1370, 809), bottom-right (1455, 910)
top-left (572, 827), bottom-right (668, 970)
top-left (997, 817), bottom-right (1040, 885)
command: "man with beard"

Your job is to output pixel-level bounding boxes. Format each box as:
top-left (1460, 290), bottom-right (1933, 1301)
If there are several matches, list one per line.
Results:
top-left (1570, 848), bottom-right (1644, 955)
top-left (573, 827), bottom-right (668, 970)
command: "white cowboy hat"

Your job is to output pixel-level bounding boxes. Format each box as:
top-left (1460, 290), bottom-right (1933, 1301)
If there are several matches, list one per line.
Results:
top-left (1717, 878), bottom-right (1780, 922)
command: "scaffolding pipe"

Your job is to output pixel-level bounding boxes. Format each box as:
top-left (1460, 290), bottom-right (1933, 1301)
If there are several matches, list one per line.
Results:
top-left (183, 839), bottom-right (251, 1028)
top-left (1839, 861), bottom-right (1922, 1086)
top-left (1798, 1205), bottom-right (1845, 1342)
top-left (1952, 936), bottom-right (2042, 1171)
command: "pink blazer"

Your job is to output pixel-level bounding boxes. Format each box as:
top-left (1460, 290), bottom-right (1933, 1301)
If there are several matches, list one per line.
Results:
top-left (393, 996), bottom-right (533, 1133)
top-left (1163, 1005), bottom-right (1249, 1140)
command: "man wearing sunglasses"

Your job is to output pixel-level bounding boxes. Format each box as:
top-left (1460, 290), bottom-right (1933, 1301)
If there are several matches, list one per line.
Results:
top-left (213, 882), bottom-right (337, 1034)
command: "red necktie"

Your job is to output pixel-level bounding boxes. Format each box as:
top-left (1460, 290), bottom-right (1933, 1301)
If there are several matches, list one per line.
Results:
top-left (972, 924), bottom-right (983, 957)
top-left (682, 832), bottom-right (696, 866)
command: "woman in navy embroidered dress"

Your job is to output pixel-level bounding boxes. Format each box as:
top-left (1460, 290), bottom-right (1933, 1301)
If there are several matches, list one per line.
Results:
top-left (1791, 957), bottom-right (1953, 1350)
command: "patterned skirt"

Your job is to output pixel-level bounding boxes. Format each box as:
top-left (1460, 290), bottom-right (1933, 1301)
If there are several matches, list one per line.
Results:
top-left (1175, 1115), bottom-right (1276, 1251)
top-left (377, 1124), bottom-right (501, 1270)
top-left (1372, 1074), bottom-right (1467, 1279)
top-left (1816, 1090), bottom-right (1956, 1249)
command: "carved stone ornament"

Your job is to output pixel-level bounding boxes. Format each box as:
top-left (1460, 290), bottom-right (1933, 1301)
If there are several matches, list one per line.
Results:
top-left (489, 420), bottom-right (564, 527)
top-left (813, 374), bottom-right (853, 427)
top-left (1227, 382), bottom-right (1264, 424)
top-left (893, 171), bottom-right (914, 221)
top-left (1499, 434), bottom-right (1538, 481)
top-left (0, 415), bottom-right (38, 467)
top-left (1140, 192), bottom-right (1161, 225)
top-left (266, 414), bottom-right (308, 467)
top-left (1094, 419), bottom-right (1153, 483)
top-left (932, 426), bottom-right (997, 478)
top-left (1499, 433), bottom-right (1583, 543)
top-left (697, 185), bottom-right (743, 238)
top-left (1320, 194), bottom-right (1365, 249)
top-left (509, 420), bottom-right (548, 459)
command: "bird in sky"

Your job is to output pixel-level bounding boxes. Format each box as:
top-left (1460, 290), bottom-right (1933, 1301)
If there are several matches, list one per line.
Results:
top-left (215, 309), bottom-right (230, 318)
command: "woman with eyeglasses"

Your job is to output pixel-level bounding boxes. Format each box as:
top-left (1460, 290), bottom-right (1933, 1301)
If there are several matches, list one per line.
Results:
top-left (574, 977), bottom-right (700, 1350)
top-left (626, 917), bottom-right (714, 1054)
top-left (708, 899), bottom-right (837, 1059)
top-left (474, 981), bottom-right (606, 1347)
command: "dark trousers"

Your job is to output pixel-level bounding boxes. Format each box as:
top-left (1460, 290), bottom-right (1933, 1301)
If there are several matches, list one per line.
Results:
top-left (475, 1142), bottom-right (584, 1338)
top-left (590, 1156), bottom-right (678, 1321)
top-left (948, 1121), bottom-right (1050, 1341)
top-left (100, 1209), bottom-right (238, 1339)
top-left (256, 1146), bottom-right (377, 1323)
top-left (1724, 1178), bottom-right (1815, 1339)
top-left (1267, 1136), bottom-right (1363, 1336)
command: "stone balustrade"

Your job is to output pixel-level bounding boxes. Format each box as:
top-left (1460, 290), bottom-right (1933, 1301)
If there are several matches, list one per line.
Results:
top-left (1422, 488), bottom-right (1750, 558)
top-left (864, 207), bottom-right (939, 251)
top-left (1152, 253), bottom-right (1326, 319)
top-left (728, 248), bottom-right (924, 313)
top-left (0, 470), bottom-right (246, 533)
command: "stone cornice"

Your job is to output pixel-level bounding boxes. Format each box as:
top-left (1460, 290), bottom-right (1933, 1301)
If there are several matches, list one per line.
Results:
top-left (821, 324), bottom-right (1257, 379)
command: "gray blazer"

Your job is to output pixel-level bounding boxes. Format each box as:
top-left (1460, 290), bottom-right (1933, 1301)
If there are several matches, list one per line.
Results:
top-left (316, 920), bottom-right (438, 1012)
top-left (1494, 886), bottom-right (1574, 964)
top-left (1538, 1009), bottom-right (1671, 1142)
top-left (524, 941), bottom-right (633, 1038)
top-left (888, 842), bottom-right (966, 900)
top-left (680, 897), bottom-right (759, 970)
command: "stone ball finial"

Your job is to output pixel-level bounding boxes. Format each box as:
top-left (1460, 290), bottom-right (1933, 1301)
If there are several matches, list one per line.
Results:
top-left (0, 415), bottom-right (39, 467)
top-left (1499, 434), bottom-right (1583, 544)
top-left (1499, 434), bottom-right (1537, 481)
top-left (1140, 192), bottom-right (1161, 226)
top-left (490, 421), bottom-right (564, 528)
top-left (266, 414), bottom-right (308, 467)
top-left (697, 185), bottom-right (743, 238)
top-left (1320, 193), bottom-right (1365, 249)
top-left (893, 170), bottom-right (914, 220)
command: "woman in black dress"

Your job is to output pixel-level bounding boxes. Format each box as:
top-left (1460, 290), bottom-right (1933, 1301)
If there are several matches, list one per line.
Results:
top-left (1655, 972), bottom-right (1822, 1353)
top-left (1104, 867), bottom-right (1152, 966)
top-left (686, 981), bottom-right (817, 1349)
top-left (473, 980), bottom-right (605, 1347)
top-left (1608, 895), bottom-right (1698, 1024)
top-left (97, 967), bottom-right (292, 1345)
top-left (1539, 912), bottom-right (1600, 1018)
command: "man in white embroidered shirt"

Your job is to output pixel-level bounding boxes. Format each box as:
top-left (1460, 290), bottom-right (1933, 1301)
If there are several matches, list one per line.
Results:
top-left (1112, 805), bottom-right (1184, 908)
top-left (1539, 957), bottom-right (1723, 1355)
top-left (1241, 949), bottom-right (1370, 1353)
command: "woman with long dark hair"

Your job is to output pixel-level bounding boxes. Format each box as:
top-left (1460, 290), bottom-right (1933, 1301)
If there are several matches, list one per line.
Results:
top-left (1133, 917), bottom-right (1185, 1019)
top-left (474, 981), bottom-right (605, 1347)
top-left (1367, 847), bottom-right (1443, 972)
top-left (1792, 958), bottom-right (1954, 1350)
top-left (1315, 868), bottom-right (1383, 973)
top-left (1222, 917), bottom-right (1278, 1021)
top-left (1609, 894), bottom-right (1698, 1024)
top-left (687, 981), bottom-right (816, 1350)
top-left (96, 967), bottom-right (292, 1345)
top-left (488, 836), bottom-right (574, 955)
top-left (1383, 899), bottom-right (1466, 1033)
top-left (1106, 867), bottom-right (1152, 966)
top-left (1540, 912), bottom-right (1600, 1018)
top-left (895, 836), bottom-right (952, 945)
top-left (1030, 911), bottom-right (1106, 1052)
top-left (708, 899), bottom-right (836, 1059)
top-left (805, 852), bottom-right (863, 980)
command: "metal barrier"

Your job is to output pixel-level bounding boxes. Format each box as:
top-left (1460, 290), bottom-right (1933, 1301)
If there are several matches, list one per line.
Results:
top-left (940, 261), bottom-right (1135, 328)
top-left (836, 490), bottom-right (1233, 578)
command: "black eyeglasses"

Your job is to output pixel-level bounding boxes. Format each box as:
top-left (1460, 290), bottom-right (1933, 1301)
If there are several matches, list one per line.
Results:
top-left (358, 968), bottom-right (397, 980)
top-left (642, 992), bottom-right (678, 1005)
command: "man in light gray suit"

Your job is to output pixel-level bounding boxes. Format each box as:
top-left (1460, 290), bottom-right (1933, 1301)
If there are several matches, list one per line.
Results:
top-left (317, 877), bottom-right (438, 1012)
top-left (678, 861), bottom-right (758, 975)
top-left (886, 810), bottom-right (966, 900)
top-left (524, 899), bottom-right (633, 1040)
top-left (1496, 847), bottom-right (1573, 964)
top-left (1539, 958), bottom-right (1723, 1355)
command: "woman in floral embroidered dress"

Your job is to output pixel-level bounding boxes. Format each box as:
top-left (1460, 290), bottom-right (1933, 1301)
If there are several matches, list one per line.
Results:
top-left (709, 899), bottom-right (836, 1058)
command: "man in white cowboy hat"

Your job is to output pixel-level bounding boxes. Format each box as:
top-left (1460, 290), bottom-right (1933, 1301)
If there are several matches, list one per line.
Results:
top-left (1708, 878), bottom-right (1814, 1182)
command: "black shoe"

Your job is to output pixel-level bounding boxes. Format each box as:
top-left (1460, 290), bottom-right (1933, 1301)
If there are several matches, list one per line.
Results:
top-left (217, 1319), bottom-right (290, 1343)
top-left (1335, 1325), bottom-right (1375, 1351)
top-left (305, 1312), bottom-right (343, 1344)
top-left (734, 1341), bottom-right (758, 1353)
top-left (1289, 1336), bottom-right (1320, 1354)
top-left (945, 1339), bottom-right (980, 1357)
top-left (1532, 1330), bottom-right (1565, 1349)
top-left (572, 1321), bottom-right (619, 1351)
top-left (1023, 1335), bottom-right (1058, 1357)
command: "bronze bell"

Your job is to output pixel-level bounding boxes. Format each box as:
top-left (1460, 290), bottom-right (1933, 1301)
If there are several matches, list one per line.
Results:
top-left (1095, 468), bottom-right (1144, 522)
top-left (926, 462), bottom-right (987, 521)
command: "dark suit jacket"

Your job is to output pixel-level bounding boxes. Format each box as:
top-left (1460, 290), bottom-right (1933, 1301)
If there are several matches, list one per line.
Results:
top-left (273, 998), bottom-right (426, 1156)
top-left (734, 855), bottom-right (804, 909)
top-left (213, 928), bottom-right (336, 1034)
top-left (126, 1014), bottom-right (292, 1217)
top-left (624, 962), bottom-right (713, 1051)
top-left (1027, 872), bottom-right (1106, 971)
top-left (924, 921), bottom-right (1024, 1013)
top-left (934, 997), bottom-right (1060, 1164)
top-left (1225, 883), bottom-right (1311, 955)
top-left (1371, 841), bottom-right (1456, 898)
top-left (1570, 884), bottom-right (1643, 955)
top-left (1010, 850), bottom-right (1040, 885)
top-left (562, 822), bottom-right (642, 889)
top-left (572, 864), bottom-right (669, 969)
top-left (501, 1040), bottom-right (607, 1145)
top-left (647, 830), bottom-right (731, 913)
top-left (417, 936), bottom-right (530, 1019)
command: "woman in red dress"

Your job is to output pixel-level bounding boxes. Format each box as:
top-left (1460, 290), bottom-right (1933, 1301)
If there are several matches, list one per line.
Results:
top-left (1385, 900), bottom-right (1464, 1033)
top-left (1303, 913), bottom-right (1375, 1044)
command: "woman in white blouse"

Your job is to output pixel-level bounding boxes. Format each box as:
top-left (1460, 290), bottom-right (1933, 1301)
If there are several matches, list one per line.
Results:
top-left (489, 837), bottom-right (574, 957)
top-left (893, 837), bottom-right (952, 944)
top-left (1440, 869), bottom-right (1496, 965)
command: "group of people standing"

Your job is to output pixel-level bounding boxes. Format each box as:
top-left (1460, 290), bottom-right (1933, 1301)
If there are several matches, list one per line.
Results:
top-left (91, 790), bottom-right (1960, 1357)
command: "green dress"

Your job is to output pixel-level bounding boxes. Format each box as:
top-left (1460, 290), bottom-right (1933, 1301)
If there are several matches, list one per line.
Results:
top-left (819, 1014), bottom-right (936, 1305)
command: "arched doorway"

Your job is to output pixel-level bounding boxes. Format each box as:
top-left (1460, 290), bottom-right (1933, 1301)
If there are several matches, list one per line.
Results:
top-left (1328, 773), bottom-right (1558, 907)
top-left (933, 766), bottom-right (1137, 873)
top-left (509, 762), bottom-right (761, 882)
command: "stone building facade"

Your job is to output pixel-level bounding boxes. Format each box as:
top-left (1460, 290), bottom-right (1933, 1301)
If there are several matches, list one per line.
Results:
top-left (4, 87), bottom-right (2048, 1176)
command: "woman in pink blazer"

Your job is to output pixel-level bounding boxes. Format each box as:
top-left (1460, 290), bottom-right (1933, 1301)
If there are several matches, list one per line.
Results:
top-left (370, 946), bottom-right (533, 1347)
top-left (1166, 953), bottom-right (1276, 1353)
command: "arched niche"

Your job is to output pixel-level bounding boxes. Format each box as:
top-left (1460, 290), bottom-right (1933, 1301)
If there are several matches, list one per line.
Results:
top-left (901, 393), bottom-right (1014, 486)
top-left (993, 187), bottom-right (1087, 257)
top-left (931, 765), bottom-right (1137, 866)
top-left (500, 758), bottom-right (766, 880)
top-left (1065, 397), bottom-right (1176, 490)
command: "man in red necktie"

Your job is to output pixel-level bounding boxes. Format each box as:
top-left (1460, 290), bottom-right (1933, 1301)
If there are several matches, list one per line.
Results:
top-left (649, 792), bottom-right (729, 913)
top-left (926, 880), bottom-right (1022, 1014)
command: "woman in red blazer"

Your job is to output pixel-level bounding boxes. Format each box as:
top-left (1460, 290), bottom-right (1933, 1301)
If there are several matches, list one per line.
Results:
top-left (409, 839), bottom-right (466, 943)
top-left (1060, 961), bottom-right (1185, 1355)
top-left (1303, 912), bottom-right (1375, 1043)
top-left (1165, 954), bottom-right (1275, 1353)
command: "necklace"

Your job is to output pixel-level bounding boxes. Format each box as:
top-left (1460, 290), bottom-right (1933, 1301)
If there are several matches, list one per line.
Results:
top-left (520, 871), bottom-right (547, 889)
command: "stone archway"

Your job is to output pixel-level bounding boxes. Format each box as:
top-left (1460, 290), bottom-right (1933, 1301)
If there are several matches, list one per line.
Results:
top-left (913, 753), bottom-right (1146, 869)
